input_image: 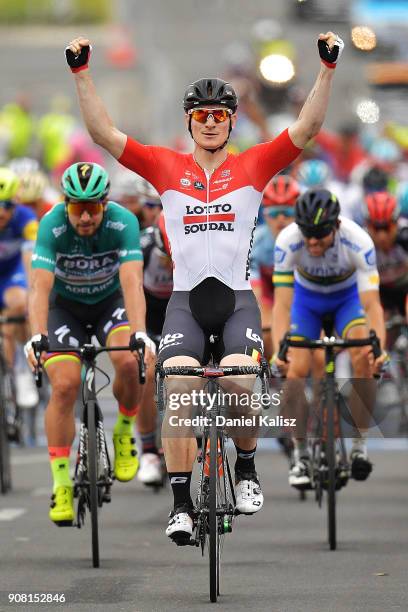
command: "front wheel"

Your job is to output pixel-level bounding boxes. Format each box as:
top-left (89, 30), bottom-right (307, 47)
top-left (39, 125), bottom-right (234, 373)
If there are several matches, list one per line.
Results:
top-left (208, 415), bottom-right (218, 602)
top-left (325, 383), bottom-right (337, 551)
top-left (87, 401), bottom-right (100, 567)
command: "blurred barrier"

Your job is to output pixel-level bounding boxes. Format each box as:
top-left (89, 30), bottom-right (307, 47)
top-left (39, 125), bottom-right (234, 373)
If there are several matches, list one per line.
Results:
top-left (0, 0), bottom-right (111, 24)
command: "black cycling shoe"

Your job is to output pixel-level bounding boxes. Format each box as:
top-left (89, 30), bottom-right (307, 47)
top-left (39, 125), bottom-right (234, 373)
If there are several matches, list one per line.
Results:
top-left (351, 451), bottom-right (373, 481)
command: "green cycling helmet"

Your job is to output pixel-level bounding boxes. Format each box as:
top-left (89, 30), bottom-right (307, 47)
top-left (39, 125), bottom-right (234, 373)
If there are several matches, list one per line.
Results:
top-left (0, 167), bottom-right (20, 201)
top-left (61, 162), bottom-right (110, 201)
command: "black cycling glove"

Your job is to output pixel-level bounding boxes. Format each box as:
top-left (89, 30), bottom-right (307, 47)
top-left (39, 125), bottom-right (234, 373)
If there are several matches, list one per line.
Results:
top-left (24, 334), bottom-right (49, 359)
top-left (65, 44), bottom-right (92, 73)
top-left (318, 37), bottom-right (344, 69)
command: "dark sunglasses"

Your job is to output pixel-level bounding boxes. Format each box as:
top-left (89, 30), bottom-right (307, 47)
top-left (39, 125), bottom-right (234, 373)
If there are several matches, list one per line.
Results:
top-left (143, 200), bottom-right (162, 209)
top-left (265, 206), bottom-right (294, 219)
top-left (369, 222), bottom-right (393, 232)
top-left (298, 224), bottom-right (334, 239)
top-left (66, 200), bottom-right (104, 216)
top-left (0, 200), bottom-right (15, 211)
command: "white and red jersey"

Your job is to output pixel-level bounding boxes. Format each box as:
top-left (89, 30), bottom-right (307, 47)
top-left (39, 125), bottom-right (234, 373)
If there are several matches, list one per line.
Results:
top-left (119, 129), bottom-right (301, 291)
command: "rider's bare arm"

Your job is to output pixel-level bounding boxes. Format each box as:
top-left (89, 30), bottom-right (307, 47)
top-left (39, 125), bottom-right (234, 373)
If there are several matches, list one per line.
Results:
top-left (119, 261), bottom-right (146, 335)
top-left (29, 268), bottom-right (54, 335)
top-left (22, 249), bottom-right (33, 289)
top-left (74, 71), bottom-right (126, 158)
top-left (68, 38), bottom-right (126, 159)
top-left (359, 290), bottom-right (386, 350)
top-left (289, 32), bottom-right (339, 149)
top-left (271, 286), bottom-right (294, 356)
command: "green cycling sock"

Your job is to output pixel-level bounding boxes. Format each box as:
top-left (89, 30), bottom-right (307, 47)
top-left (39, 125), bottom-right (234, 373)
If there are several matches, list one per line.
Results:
top-left (50, 457), bottom-right (72, 492)
top-left (113, 412), bottom-right (136, 436)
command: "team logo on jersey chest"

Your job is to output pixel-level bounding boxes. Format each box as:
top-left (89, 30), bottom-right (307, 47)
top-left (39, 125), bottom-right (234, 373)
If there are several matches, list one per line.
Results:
top-left (183, 203), bottom-right (235, 234)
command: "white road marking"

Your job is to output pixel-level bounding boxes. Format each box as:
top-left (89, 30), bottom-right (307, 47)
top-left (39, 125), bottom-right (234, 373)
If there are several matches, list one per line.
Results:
top-left (11, 454), bottom-right (49, 466)
top-left (0, 508), bottom-right (26, 521)
top-left (31, 487), bottom-right (51, 497)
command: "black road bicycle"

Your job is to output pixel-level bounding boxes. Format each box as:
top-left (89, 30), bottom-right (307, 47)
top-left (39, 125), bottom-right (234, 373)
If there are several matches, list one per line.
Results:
top-left (0, 314), bottom-right (25, 494)
top-left (278, 327), bottom-right (381, 551)
top-left (35, 336), bottom-right (145, 568)
top-left (156, 360), bottom-right (270, 603)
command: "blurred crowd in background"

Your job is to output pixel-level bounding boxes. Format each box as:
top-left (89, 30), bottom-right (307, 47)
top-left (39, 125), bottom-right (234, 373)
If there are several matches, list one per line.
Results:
top-left (1, 0), bottom-right (408, 446)
top-left (0, 0), bottom-right (407, 221)
top-left (1, 85), bottom-right (407, 228)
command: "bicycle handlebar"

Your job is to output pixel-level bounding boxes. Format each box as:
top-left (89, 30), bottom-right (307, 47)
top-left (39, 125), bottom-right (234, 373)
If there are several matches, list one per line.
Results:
top-left (277, 329), bottom-right (381, 362)
top-left (33, 344), bottom-right (146, 387)
top-left (156, 361), bottom-right (271, 408)
top-left (157, 365), bottom-right (266, 377)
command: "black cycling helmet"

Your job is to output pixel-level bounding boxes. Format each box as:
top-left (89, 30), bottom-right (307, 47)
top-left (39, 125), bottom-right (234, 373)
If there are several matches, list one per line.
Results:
top-left (183, 78), bottom-right (237, 153)
top-left (295, 189), bottom-right (340, 238)
top-left (183, 78), bottom-right (238, 112)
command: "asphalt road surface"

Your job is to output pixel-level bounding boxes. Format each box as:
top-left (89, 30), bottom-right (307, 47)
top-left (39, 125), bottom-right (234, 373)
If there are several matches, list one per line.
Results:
top-left (0, 400), bottom-right (407, 612)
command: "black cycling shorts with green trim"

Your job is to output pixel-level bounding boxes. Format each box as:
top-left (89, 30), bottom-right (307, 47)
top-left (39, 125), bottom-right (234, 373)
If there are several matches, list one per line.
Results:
top-left (48, 289), bottom-right (129, 350)
top-left (158, 278), bottom-right (263, 364)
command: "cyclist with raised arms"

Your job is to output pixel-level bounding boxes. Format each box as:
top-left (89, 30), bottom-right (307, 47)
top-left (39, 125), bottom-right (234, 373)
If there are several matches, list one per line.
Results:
top-left (25, 162), bottom-right (155, 525)
top-left (272, 189), bottom-right (388, 489)
top-left (65, 31), bottom-right (344, 543)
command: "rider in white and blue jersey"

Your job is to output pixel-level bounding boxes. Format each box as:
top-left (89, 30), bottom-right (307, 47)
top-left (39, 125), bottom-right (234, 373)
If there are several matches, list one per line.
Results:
top-left (271, 189), bottom-right (387, 489)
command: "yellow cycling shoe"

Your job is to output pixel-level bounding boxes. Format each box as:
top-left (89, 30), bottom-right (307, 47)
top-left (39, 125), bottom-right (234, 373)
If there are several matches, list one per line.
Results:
top-left (49, 486), bottom-right (74, 526)
top-left (113, 433), bottom-right (139, 482)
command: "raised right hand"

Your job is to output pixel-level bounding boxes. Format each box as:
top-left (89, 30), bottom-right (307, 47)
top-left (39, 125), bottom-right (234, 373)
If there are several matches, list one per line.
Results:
top-left (65, 37), bottom-right (92, 73)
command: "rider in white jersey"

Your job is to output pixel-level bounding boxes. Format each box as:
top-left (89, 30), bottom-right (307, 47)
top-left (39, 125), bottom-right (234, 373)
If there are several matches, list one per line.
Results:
top-left (65, 31), bottom-right (345, 542)
top-left (272, 189), bottom-right (387, 488)
top-left (274, 214), bottom-right (379, 295)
